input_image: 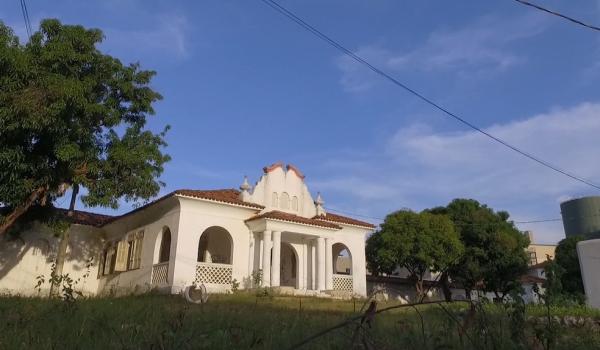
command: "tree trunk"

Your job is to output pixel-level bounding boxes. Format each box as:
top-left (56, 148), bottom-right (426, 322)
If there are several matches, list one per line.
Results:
top-left (440, 271), bottom-right (453, 302)
top-left (415, 278), bottom-right (424, 301)
top-left (49, 184), bottom-right (79, 297)
top-left (0, 186), bottom-right (47, 236)
top-left (465, 288), bottom-right (472, 301)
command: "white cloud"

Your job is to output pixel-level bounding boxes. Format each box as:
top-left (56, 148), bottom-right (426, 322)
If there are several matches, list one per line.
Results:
top-left (103, 13), bottom-right (190, 59)
top-left (315, 102), bottom-right (600, 243)
top-left (337, 14), bottom-right (547, 92)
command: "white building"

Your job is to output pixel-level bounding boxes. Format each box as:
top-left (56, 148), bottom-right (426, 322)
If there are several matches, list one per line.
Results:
top-left (0, 163), bottom-right (374, 297)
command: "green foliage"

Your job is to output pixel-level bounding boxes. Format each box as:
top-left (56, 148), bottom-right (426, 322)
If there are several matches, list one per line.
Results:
top-left (1, 294), bottom-right (600, 349)
top-left (366, 210), bottom-right (463, 297)
top-left (34, 258), bottom-right (93, 301)
top-left (252, 269), bottom-right (263, 288)
top-left (231, 279), bottom-right (240, 293)
top-left (433, 199), bottom-right (529, 299)
top-left (554, 235), bottom-right (585, 299)
top-left (0, 19), bottom-right (170, 231)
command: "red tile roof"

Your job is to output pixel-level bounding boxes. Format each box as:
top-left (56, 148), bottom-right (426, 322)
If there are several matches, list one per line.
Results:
top-left (246, 210), bottom-right (342, 229)
top-left (520, 275), bottom-right (546, 284)
top-left (286, 164), bottom-right (305, 179)
top-left (313, 212), bottom-right (376, 229)
top-left (54, 208), bottom-right (114, 227)
top-left (528, 260), bottom-right (550, 270)
top-left (175, 189), bottom-right (264, 209)
top-left (263, 162), bottom-right (284, 173)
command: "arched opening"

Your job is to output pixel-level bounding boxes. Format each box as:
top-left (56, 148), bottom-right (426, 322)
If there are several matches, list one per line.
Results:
top-left (272, 192), bottom-right (279, 207)
top-left (280, 242), bottom-right (298, 288)
top-left (158, 227), bottom-right (171, 263)
top-left (332, 243), bottom-right (352, 275)
top-left (197, 226), bottom-right (233, 264)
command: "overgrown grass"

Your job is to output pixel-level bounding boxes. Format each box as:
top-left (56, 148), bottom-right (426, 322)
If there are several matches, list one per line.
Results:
top-left (1, 293), bottom-right (599, 349)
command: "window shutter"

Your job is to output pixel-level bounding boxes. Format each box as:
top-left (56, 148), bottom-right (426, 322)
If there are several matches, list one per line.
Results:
top-left (104, 246), bottom-right (115, 275)
top-left (115, 241), bottom-right (129, 271)
top-left (134, 231), bottom-right (144, 269)
top-left (97, 250), bottom-right (106, 278)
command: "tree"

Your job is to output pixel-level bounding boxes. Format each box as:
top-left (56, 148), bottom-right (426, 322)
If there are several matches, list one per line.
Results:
top-left (554, 235), bottom-right (585, 299)
top-left (366, 210), bottom-right (463, 300)
top-left (429, 199), bottom-right (529, 301)
top-left (0, 20), bottom-right (170, 294)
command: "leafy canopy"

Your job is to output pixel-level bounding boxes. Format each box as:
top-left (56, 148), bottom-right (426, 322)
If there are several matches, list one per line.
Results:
top-left (0, 19), bottom-right (170, 232)
top-left (366, 210), bottom-right (463, 296)
top-left (428, 199), bottom-right (529, 297)
top-left (554, 235), bottom-right (585, 298)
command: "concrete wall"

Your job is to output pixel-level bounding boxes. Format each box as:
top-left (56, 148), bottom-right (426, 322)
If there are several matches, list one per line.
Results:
top-left (577, 239), bottom-right (600, 309)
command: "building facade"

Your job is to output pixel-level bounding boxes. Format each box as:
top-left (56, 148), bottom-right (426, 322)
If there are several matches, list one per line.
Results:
top-left (0, 163), bottom-right (374, 297)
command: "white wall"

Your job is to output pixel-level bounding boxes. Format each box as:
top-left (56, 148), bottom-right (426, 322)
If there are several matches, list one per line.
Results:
top-left (0, 223), bottom-right (103, 296)
top-left (171, 197), bottom-right (261, 293)
top-left (577, 239), bottom-right (600, 309)
top-left (97, 197), bottom-right (180, 295)
top-left (332, 225), bottom-right (369, 296)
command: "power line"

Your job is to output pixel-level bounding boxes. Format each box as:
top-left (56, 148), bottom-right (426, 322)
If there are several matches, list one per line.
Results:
top-left (514, 0), bottom-right (600, 32)
top-left (19, 0), bottom-right (33, 40)
top-left (259, 0), bottom-right (600, 191)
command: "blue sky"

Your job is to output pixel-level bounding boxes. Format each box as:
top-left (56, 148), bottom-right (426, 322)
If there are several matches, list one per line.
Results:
top-left (3, 0), bottom-right (600, 243)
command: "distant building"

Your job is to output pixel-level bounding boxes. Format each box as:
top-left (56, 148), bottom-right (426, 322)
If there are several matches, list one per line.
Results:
top-left (524, 231), bottom-right (556, 266)
top-left (560, 196), bottom-right (600, 237)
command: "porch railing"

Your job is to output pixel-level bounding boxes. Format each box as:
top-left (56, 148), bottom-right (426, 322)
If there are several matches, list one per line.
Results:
top-left (196, 262), bottom-right (233, 285)
top-left (151, 262), bottom-right (169, 285)
top-left (333, 274), bottom-right (353, 292)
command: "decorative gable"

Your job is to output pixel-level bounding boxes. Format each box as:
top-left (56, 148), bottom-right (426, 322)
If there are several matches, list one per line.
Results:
top-left (240, 163), bottom-right (318, 218)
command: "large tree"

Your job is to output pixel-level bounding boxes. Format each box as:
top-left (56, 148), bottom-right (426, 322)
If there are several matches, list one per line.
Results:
top-left (0, 20), bottom-right (170, 294)
top-left (366, 210), bottom-right (463, 300)
top-left (554, 235), bottom-right (585, 299)
top-left (428, 199), bottom-right (529, 301)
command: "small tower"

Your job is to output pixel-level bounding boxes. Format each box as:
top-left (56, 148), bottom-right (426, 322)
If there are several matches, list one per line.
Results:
top-left (315, 192), bottom-right (326, 217)
top-left (239, 175), bottom-right (251, 202)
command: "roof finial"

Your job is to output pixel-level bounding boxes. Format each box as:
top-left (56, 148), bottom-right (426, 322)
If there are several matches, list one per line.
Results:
top-left (240, 175), bottom-right (250, 192)
top-left (239, 175), bottom-right (251, 202)
top-left (315, 192), bottom-right (325, 216)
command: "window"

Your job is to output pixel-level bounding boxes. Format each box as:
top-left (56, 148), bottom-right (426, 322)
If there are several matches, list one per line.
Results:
top-left (127, 231), bottom-right (144, 270)
top-left (159, 228), bottom-right (171, 263)
top-left (291, 196), bottom-right (298, 211)
top-left (528, 251), bottom-right (538, 266)
top-left (272, 192), bottom-right (278, 207)
top-left (98, 230), bottom-right (144, 277)
top-left (99, 243), bottom-right (117, 277)
top-left (280, 192), bottom-right (290, 210)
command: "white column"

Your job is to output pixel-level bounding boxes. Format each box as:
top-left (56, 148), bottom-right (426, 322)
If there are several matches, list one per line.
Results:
top-left (316, 237), bottom-right (325, 291)
top-left (248, 231), bottom-right (255, 277)
top-left (310, 241), bottom-right (316, 290)
top-left (262, 230), bottom-right (272, 287)
top-left (271, 231), bottom-right (281, 287)
top-left (301, 240), bottom-right (308, 290)
top-left (325, 238), bottom-right (333, 290)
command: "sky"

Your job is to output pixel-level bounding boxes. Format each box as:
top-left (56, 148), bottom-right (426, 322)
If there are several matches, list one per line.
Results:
top-left (3, 0), bottom-right (600, 244)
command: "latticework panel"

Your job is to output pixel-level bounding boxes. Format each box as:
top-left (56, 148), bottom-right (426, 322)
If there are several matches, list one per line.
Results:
top-left (152, 262), bottom-right (169, 284)
top-left (196, 263), bottom-right (233, 285)
top-left (333, 274), bottom-right (353, 292)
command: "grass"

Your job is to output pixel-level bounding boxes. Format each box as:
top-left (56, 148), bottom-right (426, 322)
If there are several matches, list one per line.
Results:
top-left (1, 292), bottom-right (600, 349)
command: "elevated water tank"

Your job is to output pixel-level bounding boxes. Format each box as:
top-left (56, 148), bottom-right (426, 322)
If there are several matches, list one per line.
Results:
top-left (560, 196), bottom-right (600, 237)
